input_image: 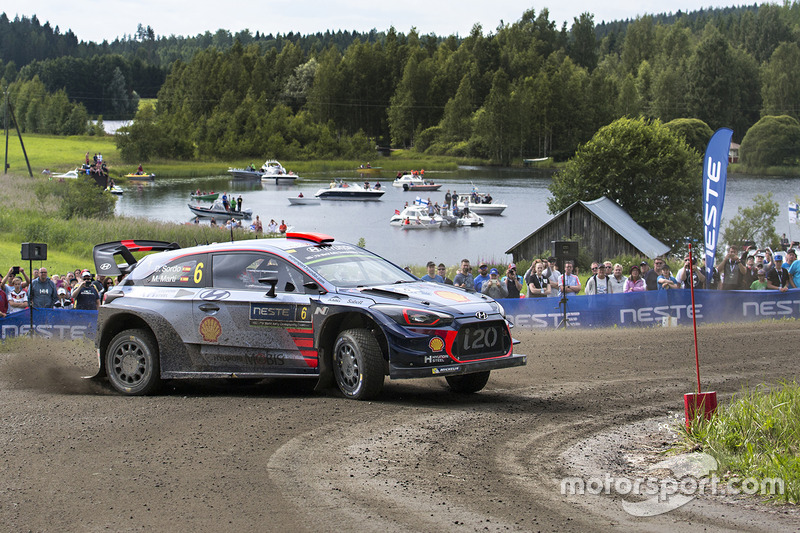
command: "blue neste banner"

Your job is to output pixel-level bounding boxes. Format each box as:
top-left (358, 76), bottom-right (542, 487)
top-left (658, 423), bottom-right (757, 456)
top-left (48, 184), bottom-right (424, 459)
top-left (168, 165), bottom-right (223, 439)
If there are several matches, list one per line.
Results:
top-left (2, 291), bottom-right (798, 339)
top-left (0, 309), bottom-right (97, 340)
top-left (703, 128), bottom-right (733, 282)
top-left (500, 289), bottom-right (800, 329)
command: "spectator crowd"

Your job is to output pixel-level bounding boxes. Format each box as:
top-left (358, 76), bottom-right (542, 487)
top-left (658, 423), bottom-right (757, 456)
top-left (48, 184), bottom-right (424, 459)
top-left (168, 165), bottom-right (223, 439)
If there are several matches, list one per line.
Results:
top-left (0, 265), bottom-right (116, 317)
top-left (419, 245), bottom-right (800, 298)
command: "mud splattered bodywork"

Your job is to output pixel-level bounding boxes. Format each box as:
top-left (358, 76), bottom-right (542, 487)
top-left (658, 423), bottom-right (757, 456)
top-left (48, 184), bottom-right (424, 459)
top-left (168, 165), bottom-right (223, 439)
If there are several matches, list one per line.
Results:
top-left (93, 233), bottom-right (526, 399)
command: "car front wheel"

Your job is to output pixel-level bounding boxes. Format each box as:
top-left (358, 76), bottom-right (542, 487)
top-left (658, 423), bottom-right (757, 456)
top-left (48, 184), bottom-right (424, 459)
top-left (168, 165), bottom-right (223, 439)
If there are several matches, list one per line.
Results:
top-left (105, 329), bottom-right (161, 395)
top-left (445, 371), bottom-right (490, 393)
top-left (332, 329), bottom-right (384, 400)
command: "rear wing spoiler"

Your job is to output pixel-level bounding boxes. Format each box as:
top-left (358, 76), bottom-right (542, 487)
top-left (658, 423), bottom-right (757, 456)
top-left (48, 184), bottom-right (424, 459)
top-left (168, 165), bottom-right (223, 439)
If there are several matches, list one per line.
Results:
top-left (93, 240), bottom-right (180, 277)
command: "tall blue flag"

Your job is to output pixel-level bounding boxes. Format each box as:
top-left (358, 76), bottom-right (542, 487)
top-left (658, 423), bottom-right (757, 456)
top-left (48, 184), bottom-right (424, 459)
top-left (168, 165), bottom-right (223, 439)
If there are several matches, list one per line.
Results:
top-left (703, 128), bottom-right (733, 284)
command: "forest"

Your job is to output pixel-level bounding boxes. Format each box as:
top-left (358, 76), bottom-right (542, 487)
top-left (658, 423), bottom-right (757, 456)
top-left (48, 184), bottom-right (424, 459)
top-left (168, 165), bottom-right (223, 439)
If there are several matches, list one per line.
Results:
top-left (3, 4), bottom-right (800, 164)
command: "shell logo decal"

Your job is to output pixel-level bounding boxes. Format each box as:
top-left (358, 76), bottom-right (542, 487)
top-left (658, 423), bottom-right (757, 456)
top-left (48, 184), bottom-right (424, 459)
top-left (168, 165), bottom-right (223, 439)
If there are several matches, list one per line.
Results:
top-left (434, 290), bottom-right (470, 303)
top-left (429, 337), bottom-right (445, 352)
top-left (199, 316), bottom-right (222, 342)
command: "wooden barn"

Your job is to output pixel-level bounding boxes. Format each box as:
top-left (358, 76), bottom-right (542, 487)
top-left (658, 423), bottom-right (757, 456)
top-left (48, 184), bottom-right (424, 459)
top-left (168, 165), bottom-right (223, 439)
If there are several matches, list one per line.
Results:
top-left (505, 196), bottom-right (670, 262)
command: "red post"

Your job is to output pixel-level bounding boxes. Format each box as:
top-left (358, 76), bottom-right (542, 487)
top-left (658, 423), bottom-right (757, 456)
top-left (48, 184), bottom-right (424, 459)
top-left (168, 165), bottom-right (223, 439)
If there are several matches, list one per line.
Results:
top-left (685, 243), bottom-right (717, 428)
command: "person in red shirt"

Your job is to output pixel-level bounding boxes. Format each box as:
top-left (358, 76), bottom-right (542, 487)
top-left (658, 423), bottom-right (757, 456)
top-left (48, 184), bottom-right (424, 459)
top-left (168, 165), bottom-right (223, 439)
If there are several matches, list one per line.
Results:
top-left (279, 220), bottom-right (287, 234)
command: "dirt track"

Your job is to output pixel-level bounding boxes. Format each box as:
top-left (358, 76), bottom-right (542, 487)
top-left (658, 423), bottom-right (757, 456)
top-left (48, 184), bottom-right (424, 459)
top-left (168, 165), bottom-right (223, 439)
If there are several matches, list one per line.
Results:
top-left (1, 321), bottom-right (799, 532)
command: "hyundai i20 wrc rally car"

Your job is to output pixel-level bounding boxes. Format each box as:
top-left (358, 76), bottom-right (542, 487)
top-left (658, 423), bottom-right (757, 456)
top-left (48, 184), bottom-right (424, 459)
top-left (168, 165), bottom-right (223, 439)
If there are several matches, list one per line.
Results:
top-left (91, 233), bottom-right (526, 400)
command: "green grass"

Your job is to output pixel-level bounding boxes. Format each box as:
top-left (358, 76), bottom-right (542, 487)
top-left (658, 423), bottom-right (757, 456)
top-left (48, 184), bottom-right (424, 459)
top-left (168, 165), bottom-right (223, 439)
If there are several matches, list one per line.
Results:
top-left (1, 132), bottom-right (486, 179)
top-left (2, 132), bottom-right (119, 175)
top-left (684, 381), bottom-right (800, 504)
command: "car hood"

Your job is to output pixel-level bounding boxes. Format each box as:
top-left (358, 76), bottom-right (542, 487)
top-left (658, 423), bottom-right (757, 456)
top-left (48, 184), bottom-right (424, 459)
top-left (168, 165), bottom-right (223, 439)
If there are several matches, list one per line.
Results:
top-left (336, 283), bottom-right (498, 315)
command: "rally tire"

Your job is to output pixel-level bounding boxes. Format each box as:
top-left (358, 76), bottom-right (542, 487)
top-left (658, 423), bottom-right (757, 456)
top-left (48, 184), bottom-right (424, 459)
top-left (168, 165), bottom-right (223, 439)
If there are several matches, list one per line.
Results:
top-left (445, 371), bottom-right (490, 394)
top-left (105, 329), bottom-right (161, 395)
top-left (332, 329), bottom-right (384, 400)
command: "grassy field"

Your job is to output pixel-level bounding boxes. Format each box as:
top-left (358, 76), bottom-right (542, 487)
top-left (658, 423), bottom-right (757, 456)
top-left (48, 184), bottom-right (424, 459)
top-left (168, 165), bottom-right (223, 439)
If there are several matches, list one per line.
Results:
top-left (685, 381), bottom-right (800, 504)
top-left (1, 132), bottom-right (480, 179)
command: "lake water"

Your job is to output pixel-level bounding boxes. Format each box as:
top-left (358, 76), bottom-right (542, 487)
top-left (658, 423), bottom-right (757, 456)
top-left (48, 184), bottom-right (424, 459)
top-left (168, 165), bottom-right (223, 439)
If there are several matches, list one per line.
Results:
top-left (114, 167), bottom-right (800, 267)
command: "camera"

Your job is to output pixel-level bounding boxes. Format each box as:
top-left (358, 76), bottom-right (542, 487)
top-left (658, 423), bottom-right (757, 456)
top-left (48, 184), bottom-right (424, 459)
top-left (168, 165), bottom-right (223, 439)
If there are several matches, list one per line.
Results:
top-left (12, 266), bottom-right (19, 275)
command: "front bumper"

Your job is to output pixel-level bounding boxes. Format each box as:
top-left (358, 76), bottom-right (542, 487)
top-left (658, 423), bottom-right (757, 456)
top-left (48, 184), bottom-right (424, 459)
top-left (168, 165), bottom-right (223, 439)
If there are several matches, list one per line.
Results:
top-left (389, 352), bottom-right (527, 379)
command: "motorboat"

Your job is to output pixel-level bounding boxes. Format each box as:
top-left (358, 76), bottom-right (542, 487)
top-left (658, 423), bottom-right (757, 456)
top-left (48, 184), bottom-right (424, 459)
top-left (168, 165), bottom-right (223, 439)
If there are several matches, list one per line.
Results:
top-left (227, 167), bottom-right (262, 179)
top-left (261, 160), bottom-right (299, 184)
top-left (404, 182), bottom-right (441, 192)
top-left (52, 168), bottom-right (81, 179)
top-left (262, 173), bottom-right (298, 185)
top-left (392, 173), bottom-right (426, 188)
top-left (401, 219), bottom-right (441, 230)
top-left (455, 209), bottom-right (484, 227)
top-left (191, 192), bottom-right (220, 201)
top-left (188, 199), bottom-right (252, 219)
top-left (315, 181), bottom-right (385, 200)
top-left (125, 172), bottom-right (156, 180)
top-left (456, 192), bottom-right (507, 216)
top-left (105, 185), bottom-right (124, 195)
top-left (390, 204), bottom-right (445, 227)
top-left (288, 195), bottom-right (320, 205)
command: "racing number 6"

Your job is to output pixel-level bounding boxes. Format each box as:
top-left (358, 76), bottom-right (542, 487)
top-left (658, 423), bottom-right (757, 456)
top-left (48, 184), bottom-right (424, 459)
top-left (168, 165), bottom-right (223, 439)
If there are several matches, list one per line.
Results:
top-left (194, 262), bottom-right (204, 284)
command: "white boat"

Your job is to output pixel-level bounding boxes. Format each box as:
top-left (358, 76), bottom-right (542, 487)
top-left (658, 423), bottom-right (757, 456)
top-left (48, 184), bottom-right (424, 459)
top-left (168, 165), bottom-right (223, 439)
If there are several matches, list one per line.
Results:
top-left (105, 185), bottom-right (124, 195)
top-left (401, 218), bottom-right (441, 230)
top-left (288, 195), bottom-right (320, 205)
top-left (188, 198), bottom-right (252, 219)
top-left (227, 167), bottom-right (262, 180)
top-left (315, 181), bottom-right (385, 200)
top-left (390, 204), bottom-right (445, 226)
top-left (261, 160), bottom-right (299, 184)
top-left (456, 210), bottom-right (484, 227)
top-left (53, 168), bottom-right (81, 179)
top-left (456, 191), bottom-right (507, 216)
top-left (392, 173), bottom-right (426, 188)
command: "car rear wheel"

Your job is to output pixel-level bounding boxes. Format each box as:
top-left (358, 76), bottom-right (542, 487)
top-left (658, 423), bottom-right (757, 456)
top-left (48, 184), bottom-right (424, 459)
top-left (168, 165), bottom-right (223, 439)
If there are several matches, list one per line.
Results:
top-left (106, 329), bottom-right (161, 395)
top-left (445, 371), bottom-right (490, 393)
top-left (332, 329), bottom-right (384, 400)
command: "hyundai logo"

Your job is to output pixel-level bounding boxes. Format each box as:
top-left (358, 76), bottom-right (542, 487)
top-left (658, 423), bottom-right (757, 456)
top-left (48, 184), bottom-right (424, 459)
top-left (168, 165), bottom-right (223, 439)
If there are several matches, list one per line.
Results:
top-left (99, 262), bottom-right (112, 271)
top-left (475, 311), bottom-right (488, 320)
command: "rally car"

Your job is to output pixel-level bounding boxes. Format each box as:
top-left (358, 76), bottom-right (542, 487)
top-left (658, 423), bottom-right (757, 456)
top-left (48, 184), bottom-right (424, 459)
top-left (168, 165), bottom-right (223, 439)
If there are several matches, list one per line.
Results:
top-left (91, 233), bottom-right (526, 400)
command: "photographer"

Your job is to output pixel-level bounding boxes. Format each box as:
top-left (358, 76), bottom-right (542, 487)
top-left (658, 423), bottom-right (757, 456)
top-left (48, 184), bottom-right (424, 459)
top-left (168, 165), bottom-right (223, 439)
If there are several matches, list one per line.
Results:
top-left (71, 270), bottom-right (101, 310)
top-left (501, 263), bottom-right (523, 298)
top-left (716, 246), bottom-right (746, 290)
top-left (481, 268), bottom-right (508, 299)
top-left (2, 266), bottom-right (30, 297)
top-left (676, 256), bottom-right (706, 289)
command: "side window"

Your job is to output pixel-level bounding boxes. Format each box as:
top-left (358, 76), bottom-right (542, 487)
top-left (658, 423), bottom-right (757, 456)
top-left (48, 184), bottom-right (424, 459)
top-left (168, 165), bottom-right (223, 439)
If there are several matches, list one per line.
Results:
top-left (212, 253), bottom-right (306, 293)
top-left (144, 254), bottom-right (207, 288)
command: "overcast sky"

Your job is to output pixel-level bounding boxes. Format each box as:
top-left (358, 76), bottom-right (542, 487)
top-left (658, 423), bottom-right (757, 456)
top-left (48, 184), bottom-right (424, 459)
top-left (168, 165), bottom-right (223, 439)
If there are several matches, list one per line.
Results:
top-left (8, 1), bottom-right (744, 43)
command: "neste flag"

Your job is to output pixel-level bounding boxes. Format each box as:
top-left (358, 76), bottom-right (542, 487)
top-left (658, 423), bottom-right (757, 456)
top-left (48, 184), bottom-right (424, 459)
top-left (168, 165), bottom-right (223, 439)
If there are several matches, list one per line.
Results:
top-left (703, 128), bottom-right (733, 284)
top-left (789, 202), bottom-right (798, 224)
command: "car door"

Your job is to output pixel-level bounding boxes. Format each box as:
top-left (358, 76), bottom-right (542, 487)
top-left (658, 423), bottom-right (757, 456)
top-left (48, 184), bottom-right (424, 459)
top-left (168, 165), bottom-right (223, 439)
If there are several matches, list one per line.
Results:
top-left (195, 251), bottom-right (318, 375)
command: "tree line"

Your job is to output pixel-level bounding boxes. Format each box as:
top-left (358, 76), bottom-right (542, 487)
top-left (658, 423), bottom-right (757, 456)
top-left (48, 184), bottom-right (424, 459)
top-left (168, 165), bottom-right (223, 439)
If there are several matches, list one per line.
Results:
top-left (5, 4), bottom-right (800, 162)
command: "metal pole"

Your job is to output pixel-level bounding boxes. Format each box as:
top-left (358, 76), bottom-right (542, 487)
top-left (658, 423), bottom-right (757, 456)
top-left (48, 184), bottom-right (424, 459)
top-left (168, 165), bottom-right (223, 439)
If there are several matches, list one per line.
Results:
top-left (4, 88), bottom-right (9, 175)
top-left (688, 243), bottom-right (701, 395)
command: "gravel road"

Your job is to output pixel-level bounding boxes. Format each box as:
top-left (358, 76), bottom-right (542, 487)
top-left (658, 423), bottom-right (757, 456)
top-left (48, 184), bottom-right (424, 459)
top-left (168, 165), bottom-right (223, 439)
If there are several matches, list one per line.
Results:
top-left (1, 322), bottom-right (798, 532)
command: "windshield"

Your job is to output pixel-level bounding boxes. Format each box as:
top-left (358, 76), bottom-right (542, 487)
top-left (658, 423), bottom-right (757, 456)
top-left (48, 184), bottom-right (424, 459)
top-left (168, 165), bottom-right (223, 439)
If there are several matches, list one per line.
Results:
top-left (290, 243), bottom-right (416, 288)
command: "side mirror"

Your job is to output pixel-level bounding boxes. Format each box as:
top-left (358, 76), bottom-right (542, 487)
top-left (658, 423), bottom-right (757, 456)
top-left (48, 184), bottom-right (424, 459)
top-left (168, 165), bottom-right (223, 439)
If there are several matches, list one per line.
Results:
top-left (304, 281), bottom-right (325, 294)
top-left (259, 276), bottom-right (278, 298)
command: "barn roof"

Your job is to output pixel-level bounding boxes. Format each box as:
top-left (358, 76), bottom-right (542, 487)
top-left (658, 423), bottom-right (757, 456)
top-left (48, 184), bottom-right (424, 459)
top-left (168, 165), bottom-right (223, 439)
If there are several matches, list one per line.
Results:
top-left (505, 196), bottom-right (670, 259)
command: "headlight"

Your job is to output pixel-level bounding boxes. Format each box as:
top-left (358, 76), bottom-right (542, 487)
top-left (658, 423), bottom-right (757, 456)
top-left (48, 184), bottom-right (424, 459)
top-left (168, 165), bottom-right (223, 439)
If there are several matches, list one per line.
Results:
top-left (489, 300), bottom-right (506, 318)
top-left (371, 304), bottom-right (453, 327)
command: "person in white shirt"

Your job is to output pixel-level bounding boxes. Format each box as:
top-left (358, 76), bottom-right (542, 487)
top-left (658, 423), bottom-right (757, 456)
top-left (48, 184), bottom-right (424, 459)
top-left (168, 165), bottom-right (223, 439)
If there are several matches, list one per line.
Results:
top-left (608, 263), bottom-right (628, 293)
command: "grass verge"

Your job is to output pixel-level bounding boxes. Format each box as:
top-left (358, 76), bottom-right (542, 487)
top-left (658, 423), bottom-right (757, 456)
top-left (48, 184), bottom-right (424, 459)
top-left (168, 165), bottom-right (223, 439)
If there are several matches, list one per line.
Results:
top-left (684, 380), bottom-right (800, 504)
